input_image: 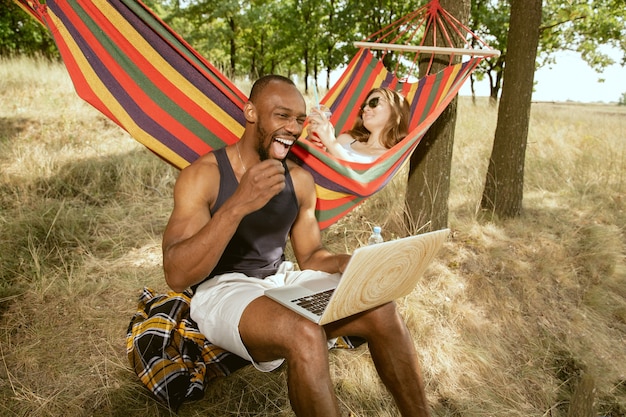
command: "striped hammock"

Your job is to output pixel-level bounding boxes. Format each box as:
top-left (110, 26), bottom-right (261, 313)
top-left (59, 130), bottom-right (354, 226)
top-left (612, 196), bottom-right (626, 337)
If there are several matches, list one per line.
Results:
top-left (14, 0), bottom-right (498, 229)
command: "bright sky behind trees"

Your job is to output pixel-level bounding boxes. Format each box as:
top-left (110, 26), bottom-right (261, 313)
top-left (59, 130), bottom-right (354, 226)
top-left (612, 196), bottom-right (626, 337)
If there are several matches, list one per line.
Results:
top-left (462, 46), bottom-right (625, 103)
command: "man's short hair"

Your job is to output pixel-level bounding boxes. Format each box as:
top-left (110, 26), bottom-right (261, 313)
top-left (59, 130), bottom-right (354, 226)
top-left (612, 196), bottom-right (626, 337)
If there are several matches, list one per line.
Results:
top-left (249, 75), bottom-right (295, 103)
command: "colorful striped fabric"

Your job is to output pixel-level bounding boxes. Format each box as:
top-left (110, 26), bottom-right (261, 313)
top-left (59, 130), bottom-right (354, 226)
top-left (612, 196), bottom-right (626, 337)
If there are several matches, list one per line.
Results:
top-left (15, 0), bottom-right (246, 170)
top-left (15, 0), bottom-right (490, 229)
top-left (292, 49), bottom-right (482, 228)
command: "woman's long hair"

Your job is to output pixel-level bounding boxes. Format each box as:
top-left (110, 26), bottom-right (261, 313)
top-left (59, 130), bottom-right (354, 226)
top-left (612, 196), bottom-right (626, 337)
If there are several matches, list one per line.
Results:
top-left (345, 87), bottom-right (410, 149)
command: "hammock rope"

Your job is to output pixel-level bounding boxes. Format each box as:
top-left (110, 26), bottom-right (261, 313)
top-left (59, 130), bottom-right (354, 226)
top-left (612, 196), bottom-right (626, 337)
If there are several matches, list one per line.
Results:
top-left (14, 0), bottom-right (499, 229)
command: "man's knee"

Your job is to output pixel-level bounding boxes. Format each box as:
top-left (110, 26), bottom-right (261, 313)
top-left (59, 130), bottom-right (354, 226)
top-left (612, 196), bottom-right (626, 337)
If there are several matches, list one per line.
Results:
top-left (283, 318), bottom-right (329, 361)
top-left (363, 302), bottom-right (408, 337)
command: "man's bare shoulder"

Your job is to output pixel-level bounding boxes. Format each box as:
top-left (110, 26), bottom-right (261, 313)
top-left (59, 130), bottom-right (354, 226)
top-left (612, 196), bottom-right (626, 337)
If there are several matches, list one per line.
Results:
top-left (174, 152), bottom-right (220, 200)
top-left (286, 159), bottom-right (314, 185)
top-left (178, 152), bottom-right (218, 179)
top-left (286, 158), bottom-right (316, 208)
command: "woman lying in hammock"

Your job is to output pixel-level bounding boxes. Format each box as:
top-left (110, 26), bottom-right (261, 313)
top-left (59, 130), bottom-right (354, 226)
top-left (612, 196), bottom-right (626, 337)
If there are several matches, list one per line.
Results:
top-left (308, 87), bottom-right (410, 162)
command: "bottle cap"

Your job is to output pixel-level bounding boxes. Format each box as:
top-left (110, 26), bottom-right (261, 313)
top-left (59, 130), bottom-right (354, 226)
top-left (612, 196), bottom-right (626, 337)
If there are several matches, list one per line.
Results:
top-left (373, 226), bottom-right (381, 233)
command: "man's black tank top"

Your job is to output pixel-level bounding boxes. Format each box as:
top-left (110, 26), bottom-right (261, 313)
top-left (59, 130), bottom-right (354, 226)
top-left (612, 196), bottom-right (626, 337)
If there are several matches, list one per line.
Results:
top-left (207, 147), bottom-right (299, 280)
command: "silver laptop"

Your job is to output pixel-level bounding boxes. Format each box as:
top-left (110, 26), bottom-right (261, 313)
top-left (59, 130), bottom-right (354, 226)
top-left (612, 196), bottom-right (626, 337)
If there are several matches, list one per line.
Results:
top-left (265, 228), bottom-right (449, 325)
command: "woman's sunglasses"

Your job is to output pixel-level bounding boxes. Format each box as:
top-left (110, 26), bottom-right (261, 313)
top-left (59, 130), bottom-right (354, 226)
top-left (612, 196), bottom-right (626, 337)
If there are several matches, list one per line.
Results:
top-left (360, 97), bottom-right (381, 111)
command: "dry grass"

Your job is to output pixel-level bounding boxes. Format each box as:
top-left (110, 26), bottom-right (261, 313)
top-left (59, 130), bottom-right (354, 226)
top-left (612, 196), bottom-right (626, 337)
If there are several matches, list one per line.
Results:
top-left (1, 56), bottom-right (625, 417)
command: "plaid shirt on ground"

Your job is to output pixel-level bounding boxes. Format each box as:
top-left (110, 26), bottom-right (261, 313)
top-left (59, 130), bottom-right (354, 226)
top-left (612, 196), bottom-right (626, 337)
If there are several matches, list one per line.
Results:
top-left (126, 287), bottom-right (249, 410)
top-left (126, 287), bottom-right (364, 411)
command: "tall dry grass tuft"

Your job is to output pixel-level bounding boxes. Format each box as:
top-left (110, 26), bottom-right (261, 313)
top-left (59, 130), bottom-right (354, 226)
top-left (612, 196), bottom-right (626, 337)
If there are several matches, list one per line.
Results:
top-left (1, 57), bottom-right (625, 416)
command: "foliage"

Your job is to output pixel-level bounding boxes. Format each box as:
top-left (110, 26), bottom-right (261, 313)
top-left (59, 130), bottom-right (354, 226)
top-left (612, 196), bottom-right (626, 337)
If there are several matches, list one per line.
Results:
top-left (3, 0), bottom-right (418, 86)
top-left (467, 0), bottom-right (508, 101)
top-left (469, 0), bottom-right (626, 101)
top-left (0, 0), bottom-right (58, 58)
top-left (151, 0), bottom-right (418, 86)
top-left (5, 0), bottom-right (624, 99)
top-left (540, 0), bottom-right (626, 70)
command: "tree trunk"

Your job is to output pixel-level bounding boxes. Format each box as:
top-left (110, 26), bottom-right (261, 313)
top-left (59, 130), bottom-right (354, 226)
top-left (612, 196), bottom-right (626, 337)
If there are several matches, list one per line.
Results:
top-left (404, 0), bottom-right (469, 233)
top-left (304, 48), bottom-right (310, 94)
top-left (229, 17), bottom-right (236, 76)
top-left (480, 0), bottom-right (542, 218)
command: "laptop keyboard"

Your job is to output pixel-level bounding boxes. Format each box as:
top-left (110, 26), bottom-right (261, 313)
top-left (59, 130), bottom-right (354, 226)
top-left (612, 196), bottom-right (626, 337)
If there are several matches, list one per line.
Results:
top-left (292, 289), bottom-right (335, 316)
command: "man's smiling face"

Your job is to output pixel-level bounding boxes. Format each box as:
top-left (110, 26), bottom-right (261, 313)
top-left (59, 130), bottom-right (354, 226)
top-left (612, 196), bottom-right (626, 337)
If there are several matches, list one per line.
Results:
top-left (251, 81), bottom-right (307, 161)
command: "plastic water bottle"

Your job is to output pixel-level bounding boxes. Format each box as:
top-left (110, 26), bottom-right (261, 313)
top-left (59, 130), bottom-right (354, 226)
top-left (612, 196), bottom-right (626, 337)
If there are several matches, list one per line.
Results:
top-left (367, 226), bottom-right (384, 245)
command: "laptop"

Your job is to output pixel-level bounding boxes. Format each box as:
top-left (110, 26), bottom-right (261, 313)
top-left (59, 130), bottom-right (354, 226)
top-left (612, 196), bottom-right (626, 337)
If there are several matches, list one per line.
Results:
top-left (265, 228), bottom-right (449, 325)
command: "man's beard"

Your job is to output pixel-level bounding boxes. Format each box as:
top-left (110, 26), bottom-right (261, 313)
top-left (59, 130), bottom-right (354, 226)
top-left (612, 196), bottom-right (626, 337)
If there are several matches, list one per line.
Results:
top-left (255, 124), bottom-right (282, 161)
top-left (257, 141), bottom-right (270, 161)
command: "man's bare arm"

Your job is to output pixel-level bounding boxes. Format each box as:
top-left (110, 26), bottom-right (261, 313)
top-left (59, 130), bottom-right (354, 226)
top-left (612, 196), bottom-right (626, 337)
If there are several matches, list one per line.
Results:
top-left (288, 163), bottom-right (350, 274)
top-left (163, 156), bottom-right (288, 292)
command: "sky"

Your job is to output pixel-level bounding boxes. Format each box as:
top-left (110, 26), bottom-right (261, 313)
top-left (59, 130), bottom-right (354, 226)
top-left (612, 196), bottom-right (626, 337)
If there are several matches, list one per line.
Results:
top-left (326, 47), bottom-right (624, 104)
top-left (460, 47), bottom-right (626, 103)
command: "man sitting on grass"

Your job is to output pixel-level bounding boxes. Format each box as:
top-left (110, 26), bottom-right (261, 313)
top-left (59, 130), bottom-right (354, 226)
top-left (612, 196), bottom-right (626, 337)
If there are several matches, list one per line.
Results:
top-left (161, 74), bottom-right (431, 417)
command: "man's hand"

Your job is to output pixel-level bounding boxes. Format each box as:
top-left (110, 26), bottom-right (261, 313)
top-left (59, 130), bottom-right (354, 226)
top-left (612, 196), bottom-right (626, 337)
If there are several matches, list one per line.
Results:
top-left (232, 159), bottom-right (286, 214)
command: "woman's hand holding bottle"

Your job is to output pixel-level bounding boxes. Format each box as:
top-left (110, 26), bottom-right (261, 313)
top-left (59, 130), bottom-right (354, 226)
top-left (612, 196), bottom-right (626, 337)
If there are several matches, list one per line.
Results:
top-left (307, 106), bottom-right (335, 150)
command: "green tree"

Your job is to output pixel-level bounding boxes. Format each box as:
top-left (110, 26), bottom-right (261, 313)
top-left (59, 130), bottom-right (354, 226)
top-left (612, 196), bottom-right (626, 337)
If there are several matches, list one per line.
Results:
top-left (319, 0), bottom-right (354, 89)
top-left (404, 0), bottom-right (471, 232)
top-left (480, 0), bottom-right (543, 218)
top-left (157, 0), bottom-right (245, 77)
top-left (467, 0), bottom-right (509, 104)
top-left (469, 0), bottom-right (626, 102)
top-left (540, 0), bottom-right (626, 70)
top-left (0, 0), bottom-right (57, 58)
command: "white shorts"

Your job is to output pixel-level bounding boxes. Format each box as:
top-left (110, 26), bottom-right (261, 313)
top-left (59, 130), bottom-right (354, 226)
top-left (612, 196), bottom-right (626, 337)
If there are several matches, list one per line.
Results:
top-left (190, 262), bottom-right (339, 372)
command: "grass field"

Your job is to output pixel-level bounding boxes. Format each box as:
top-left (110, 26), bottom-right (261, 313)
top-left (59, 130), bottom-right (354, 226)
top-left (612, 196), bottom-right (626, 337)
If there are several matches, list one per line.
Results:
top-left (1, 56), bottom-right (625, 416)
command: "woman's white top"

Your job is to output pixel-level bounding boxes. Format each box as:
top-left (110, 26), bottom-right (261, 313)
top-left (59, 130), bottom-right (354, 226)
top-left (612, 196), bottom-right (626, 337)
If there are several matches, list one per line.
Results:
top-left (340, 141), bottom-right (380, 163)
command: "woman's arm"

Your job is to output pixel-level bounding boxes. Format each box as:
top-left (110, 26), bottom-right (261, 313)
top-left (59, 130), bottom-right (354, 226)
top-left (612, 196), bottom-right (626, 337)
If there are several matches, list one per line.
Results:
top-left (308, 108), bottom-right (355, 161)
